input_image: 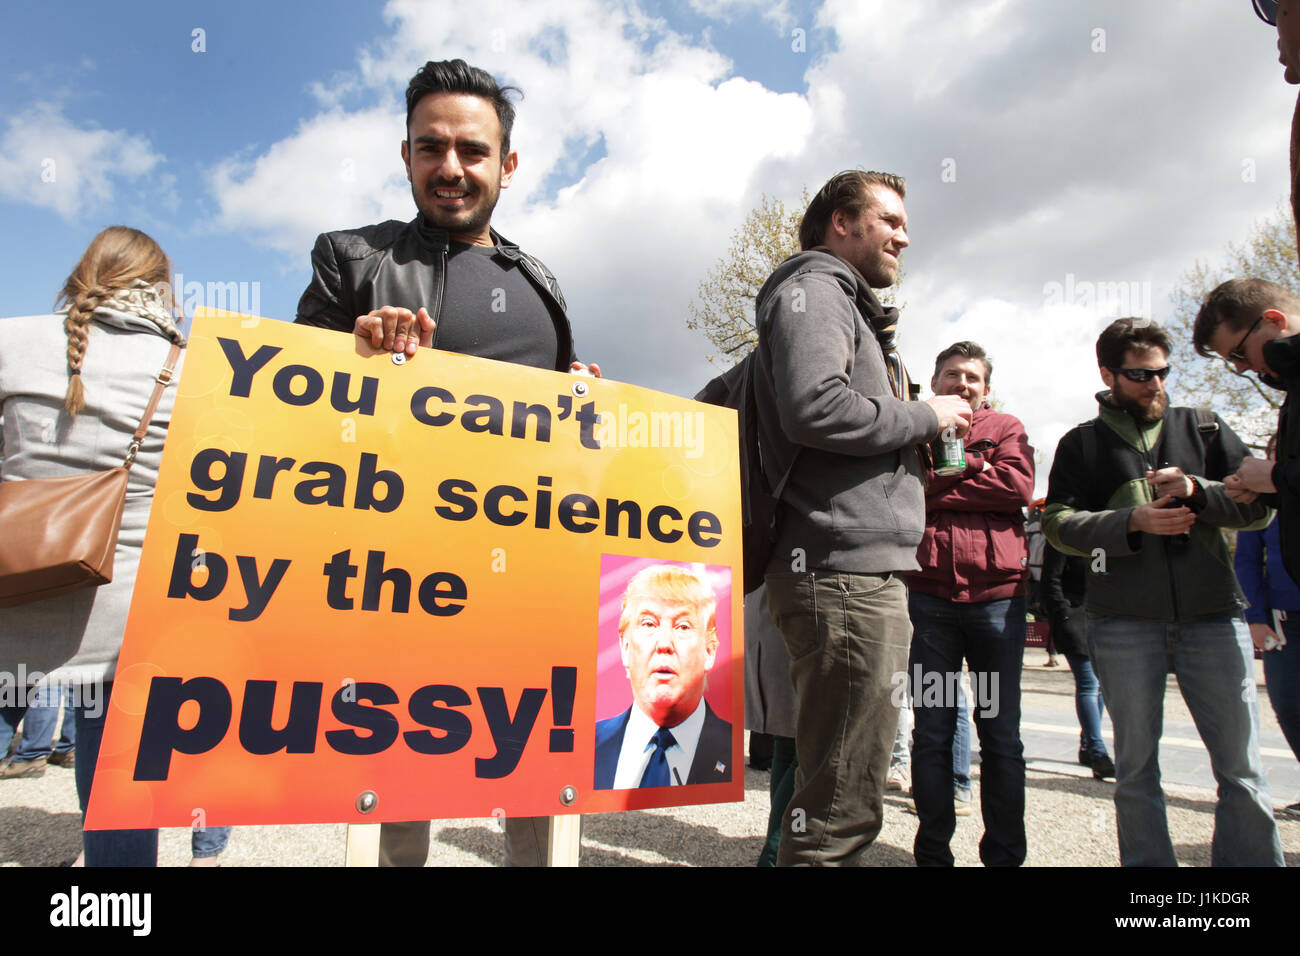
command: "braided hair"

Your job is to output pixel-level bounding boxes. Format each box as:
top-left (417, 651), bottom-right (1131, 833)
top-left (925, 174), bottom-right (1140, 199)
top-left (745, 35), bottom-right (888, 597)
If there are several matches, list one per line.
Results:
top-left (54, 227), bottom-right (170, 416)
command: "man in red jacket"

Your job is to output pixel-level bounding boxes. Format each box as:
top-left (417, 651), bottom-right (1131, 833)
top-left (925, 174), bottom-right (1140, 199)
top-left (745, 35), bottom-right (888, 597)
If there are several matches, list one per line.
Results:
top-left (904, 341), bottom-right (1035, 866)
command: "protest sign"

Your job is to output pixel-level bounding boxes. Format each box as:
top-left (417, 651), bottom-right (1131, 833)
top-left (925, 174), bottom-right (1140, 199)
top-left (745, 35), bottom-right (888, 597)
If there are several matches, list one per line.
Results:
top-left (85, 312), bottom-right (742, 829)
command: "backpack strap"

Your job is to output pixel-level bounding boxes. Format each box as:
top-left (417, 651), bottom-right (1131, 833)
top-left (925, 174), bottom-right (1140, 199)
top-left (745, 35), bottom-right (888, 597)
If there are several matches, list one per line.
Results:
top-left (1192, 407), bottom-right (1219, 447)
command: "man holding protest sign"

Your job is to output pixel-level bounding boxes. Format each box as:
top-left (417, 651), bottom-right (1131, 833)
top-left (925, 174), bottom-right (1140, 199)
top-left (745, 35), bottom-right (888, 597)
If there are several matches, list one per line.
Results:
top-left (296, 58), bottom-right (596, 866)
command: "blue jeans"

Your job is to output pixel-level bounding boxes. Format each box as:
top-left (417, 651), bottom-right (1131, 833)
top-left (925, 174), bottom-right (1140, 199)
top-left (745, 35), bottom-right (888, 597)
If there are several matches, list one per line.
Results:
top-left (1264, 615), bottom-right (1300, 765)
top-left (1063, 651), bottom-right (1108, 759)
top-left (953, 684), bottom-right (971, 792)
top-left (891, 687), bottom-right (970, 789)
top-left (1086, 613), bottom-right (1283, 866)
top-left (1, 683), bottom-right (76, 762)
top-left (75, 682), bottom-right (231, 866)
top-left (890, 694), bottom-right (912, 770)
top-left (908, 593), bottom-right (1026, 867)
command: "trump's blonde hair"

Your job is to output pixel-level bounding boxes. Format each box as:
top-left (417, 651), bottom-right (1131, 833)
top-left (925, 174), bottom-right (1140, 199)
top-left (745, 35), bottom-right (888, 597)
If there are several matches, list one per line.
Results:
top-left (617, 565), bottom-right (718, 642)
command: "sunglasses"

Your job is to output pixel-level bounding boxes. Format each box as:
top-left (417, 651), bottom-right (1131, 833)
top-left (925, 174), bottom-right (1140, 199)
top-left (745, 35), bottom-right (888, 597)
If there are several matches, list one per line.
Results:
top-left (1228, 316), bottom-right (1265, 362)
top-left (1110, 366), bottom-right (1170, 383)
top-left (1256, 0), bottom-right (1279, 25)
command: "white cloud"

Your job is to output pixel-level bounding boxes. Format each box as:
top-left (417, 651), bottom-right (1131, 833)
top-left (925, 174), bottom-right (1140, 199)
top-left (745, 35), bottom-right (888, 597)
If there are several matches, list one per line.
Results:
top-left (204, 0), bottom-right (1296, 476)
top-left (797, 0), bottom-right (1295, 478)
top-left (208, 106), bottom-right (411, 254)
top-left (0, 102), bottom-right (163, 220)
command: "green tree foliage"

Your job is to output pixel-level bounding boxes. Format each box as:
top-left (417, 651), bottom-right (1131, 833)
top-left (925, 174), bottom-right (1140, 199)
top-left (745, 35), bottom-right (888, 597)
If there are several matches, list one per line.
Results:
top-left (686, 191), bottom-right (806, 362)
top-left (1168, 201), bottom-right (1300, 449)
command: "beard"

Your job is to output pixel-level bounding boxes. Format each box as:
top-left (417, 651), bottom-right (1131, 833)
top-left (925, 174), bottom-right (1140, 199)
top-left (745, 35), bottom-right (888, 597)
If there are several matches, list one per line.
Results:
top-left (852, 247), bottom-right (899, 289)
top-left (848, 226), bottom-right (900, 289)
top-left (858, 255), bottom-right (897, 289)
top-left (1111, 387), bottom-right (1167, 423)
top-left (412, 177), bottom-right (500, 240)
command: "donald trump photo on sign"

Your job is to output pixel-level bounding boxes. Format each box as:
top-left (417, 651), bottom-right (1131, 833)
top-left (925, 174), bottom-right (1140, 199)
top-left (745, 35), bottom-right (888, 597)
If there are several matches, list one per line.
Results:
top-left (594, 564), bottom-right (732, 789)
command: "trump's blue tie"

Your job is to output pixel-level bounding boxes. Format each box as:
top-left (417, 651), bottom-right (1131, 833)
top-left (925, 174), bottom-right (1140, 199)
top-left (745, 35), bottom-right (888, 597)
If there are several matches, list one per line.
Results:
top-left (639, 727), bottom-right (677, 788)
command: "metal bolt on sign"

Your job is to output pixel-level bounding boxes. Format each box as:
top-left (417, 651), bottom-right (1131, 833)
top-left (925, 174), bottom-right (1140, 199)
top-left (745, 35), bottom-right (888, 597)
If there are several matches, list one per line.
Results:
top-left (356, 790), bottom-right (378, 813)
top-left (559, 786), bottom-right (578, 807)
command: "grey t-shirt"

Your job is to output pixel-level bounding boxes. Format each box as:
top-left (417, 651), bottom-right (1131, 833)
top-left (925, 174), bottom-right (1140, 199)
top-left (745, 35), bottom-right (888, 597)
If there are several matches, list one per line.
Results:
top-left (436, 242), bottom-right (561, 370)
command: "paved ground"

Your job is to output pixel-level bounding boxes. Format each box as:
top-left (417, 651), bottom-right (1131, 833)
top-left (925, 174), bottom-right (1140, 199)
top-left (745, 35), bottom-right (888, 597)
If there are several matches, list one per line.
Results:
top-left (1, 651), bottom-right (1297, 867)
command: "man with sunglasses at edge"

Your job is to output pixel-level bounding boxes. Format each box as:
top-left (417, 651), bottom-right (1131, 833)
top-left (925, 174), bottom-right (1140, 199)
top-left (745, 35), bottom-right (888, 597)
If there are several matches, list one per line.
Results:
top-left (1197, 280), bottom-right (1300, 578)
top-left (1239, 0), bottom-right (1300, 582)
top-left (1043, 318), bottom-right (1283, 866)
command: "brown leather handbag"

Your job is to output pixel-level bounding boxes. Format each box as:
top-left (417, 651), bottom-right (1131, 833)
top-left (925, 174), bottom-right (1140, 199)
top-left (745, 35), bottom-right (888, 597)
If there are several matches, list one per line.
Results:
top-left (0, 343), bottom-right (182, 608)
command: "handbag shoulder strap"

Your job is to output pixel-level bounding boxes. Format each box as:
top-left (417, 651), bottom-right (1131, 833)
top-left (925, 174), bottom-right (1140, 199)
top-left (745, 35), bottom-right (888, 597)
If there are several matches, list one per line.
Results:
top-left (124, 342), bottom-right (183, 468)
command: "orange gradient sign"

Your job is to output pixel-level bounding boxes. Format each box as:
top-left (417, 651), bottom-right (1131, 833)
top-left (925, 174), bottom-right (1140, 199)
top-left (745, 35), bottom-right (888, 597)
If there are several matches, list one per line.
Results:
top-left (85, 312), bottom-right (742, 829)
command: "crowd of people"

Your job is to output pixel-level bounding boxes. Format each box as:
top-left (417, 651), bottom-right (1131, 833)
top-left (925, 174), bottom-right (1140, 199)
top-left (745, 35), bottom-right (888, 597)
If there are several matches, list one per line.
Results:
top-left (3, 23), bottom-right (1300, 866)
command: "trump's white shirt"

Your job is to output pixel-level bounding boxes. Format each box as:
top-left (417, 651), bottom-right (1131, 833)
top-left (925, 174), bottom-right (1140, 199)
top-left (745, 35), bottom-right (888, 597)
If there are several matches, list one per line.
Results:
top-left (611, 698), bottom-right (707, 789)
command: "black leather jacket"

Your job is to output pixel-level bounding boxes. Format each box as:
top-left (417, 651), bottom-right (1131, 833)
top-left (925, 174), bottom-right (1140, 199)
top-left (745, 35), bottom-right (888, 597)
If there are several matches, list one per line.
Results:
top-left (294, 215), bottom-right (576, 370)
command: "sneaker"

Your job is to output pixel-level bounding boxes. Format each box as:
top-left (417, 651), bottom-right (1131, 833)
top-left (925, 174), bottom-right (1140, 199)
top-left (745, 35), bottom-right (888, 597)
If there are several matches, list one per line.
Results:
top-left (1045, 655), bottom-right (1060, 667)
top-left (0, 756), bottom-right (47, 779)
top-left (1090, 754), bottom-right (1116, 780)
top-left (954, 788), bottom-right (973, 817)
top-left (1077, 747), bottom-right (1090, 767)
top-left (48, 749), bottom-right (75, 769)
top-left (1279, 801), bottom-right (1300, 821)
top-left (887, 765), bottom-right (911, 794)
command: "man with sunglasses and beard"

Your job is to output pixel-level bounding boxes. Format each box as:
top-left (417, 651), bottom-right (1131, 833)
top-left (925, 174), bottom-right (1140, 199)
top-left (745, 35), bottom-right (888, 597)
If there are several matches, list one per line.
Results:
top-left (1043, 318), bottom-right (1282, 866)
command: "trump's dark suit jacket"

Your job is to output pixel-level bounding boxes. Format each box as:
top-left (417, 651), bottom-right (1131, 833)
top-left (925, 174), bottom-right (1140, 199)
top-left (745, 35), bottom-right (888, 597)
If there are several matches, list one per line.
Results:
top-left (593, 702), bottom-right (732, 789)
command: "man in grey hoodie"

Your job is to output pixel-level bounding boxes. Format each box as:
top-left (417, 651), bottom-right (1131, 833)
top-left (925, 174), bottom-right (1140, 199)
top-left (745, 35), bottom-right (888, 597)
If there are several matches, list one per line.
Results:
top-left (754, 170), bottom-right (972, 865)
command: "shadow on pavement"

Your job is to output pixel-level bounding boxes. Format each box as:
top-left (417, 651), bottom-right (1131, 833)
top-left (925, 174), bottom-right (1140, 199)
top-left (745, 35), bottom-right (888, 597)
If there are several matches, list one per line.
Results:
top-left (0, 807), bottom-right (81, 866)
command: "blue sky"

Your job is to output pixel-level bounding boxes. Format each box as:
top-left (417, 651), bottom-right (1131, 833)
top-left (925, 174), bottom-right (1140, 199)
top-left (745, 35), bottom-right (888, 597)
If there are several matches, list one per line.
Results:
top-left (2, 1), bottom-right (1295, 493)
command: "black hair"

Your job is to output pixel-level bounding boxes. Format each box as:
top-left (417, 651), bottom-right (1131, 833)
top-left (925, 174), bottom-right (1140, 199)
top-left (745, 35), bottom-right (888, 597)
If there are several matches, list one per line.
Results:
top-left (1095, 318), bottom-right (1172, 369)
top-left (405, 59), bottom-right (522, 154)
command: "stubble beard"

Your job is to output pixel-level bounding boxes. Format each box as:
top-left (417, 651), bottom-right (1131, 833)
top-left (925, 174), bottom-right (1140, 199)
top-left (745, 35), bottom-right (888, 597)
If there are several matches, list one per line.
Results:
top-left (413, 179), bottom-right (500, 239)
top-left (858, 249), bottom-right (898, 289)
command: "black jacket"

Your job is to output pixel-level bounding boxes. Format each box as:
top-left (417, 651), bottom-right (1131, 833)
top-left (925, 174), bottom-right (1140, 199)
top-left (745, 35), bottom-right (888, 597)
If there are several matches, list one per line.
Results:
top-left (294, 215), bottom-right (577, 371)
top-left (1263, 333), bottom-right (1300, 585)
top-left (1040, 543), bottom-right (1088, 657)
top-left (1043, 396), bottom-right (1270, 622)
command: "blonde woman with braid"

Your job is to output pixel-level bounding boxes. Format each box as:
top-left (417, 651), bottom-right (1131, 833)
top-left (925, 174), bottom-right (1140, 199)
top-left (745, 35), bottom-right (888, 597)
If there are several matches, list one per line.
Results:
top-left (0, 227), bottom-right (229, 866)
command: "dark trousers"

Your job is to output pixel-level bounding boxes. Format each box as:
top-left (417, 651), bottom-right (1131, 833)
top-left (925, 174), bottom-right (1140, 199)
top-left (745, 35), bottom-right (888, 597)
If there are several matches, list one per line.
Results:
top-left (757, 735), bottom-right (797, 867)
top-left (908, 592), bottom-right (1027, 867)
top-left (766, 571), bottom-right (912, 865)
top-left (1265, 616), bottom-right (1300, 764)
top-left (74, 684), bottom-right (157, 866)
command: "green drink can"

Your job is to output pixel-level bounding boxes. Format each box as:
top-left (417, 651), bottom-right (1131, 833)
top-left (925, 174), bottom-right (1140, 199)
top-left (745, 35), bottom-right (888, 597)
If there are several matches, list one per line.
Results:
top-left (933, 431), bottom-right (966, 476)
